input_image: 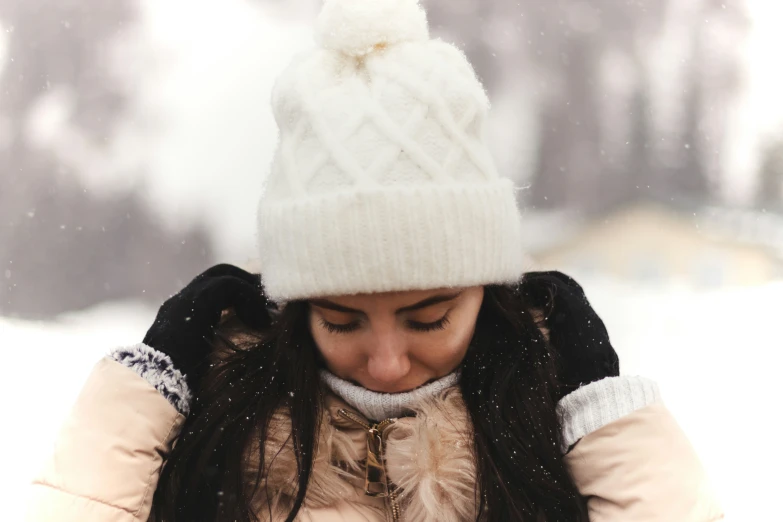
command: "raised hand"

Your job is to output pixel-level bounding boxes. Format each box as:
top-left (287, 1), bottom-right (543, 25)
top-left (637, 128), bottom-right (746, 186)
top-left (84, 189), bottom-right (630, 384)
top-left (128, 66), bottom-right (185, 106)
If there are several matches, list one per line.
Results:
top-left (143, 264), bottom-right (272, 390)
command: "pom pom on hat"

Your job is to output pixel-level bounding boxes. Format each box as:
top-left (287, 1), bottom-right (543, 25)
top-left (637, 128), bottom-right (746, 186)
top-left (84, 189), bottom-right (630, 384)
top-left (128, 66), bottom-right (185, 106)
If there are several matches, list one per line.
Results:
top-left (315, 0), bottom-right (429, 57)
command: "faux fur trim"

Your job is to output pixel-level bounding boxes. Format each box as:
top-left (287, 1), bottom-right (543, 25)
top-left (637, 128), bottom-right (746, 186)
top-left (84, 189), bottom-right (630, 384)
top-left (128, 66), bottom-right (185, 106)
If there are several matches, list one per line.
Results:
top-left (241, 378), bottom-right (667, 520)
top-left (384, 388), bottom-right (478, 522)
top-left (248, 388), bottom-right (479, 521)
top-left (245, 406), bottom-right (367, 519)
top-left (108, 343), bottom-right (192, 415)
top-left (251, 380), bottom-right (665, 520)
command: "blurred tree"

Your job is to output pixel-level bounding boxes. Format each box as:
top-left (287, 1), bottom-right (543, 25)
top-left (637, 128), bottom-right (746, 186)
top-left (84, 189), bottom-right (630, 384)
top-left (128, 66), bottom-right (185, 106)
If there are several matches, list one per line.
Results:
top-left (756, 138), bottom-right (783, 211)
top-left (0, 0), bottom-right (214, 319)
top-left (424, 0), bottom-right (501, 93)
top-left (530, 32), bottom-right (603, 211)
top-left (662, 0), bottom-right (748, 207)
top-left (697, 0), bottom-right (749, 202)
top-left (425, 0), bottom-right (748, 212)
top-left (517, 0), bottom-right (668, 212)
top-left (625, 84), bottom-right (655, 202)
top-left (670, 58), bottom-right (710, 204)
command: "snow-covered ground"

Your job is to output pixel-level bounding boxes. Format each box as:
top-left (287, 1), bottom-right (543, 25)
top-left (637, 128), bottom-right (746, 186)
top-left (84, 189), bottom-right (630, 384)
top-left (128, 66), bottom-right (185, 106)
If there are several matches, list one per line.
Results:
top-left (1, 279), bottom-right (780, 520)
top-left (583, 278), bottom-right (782, 521)
top-left (0, 302), bottom-right (156, 522)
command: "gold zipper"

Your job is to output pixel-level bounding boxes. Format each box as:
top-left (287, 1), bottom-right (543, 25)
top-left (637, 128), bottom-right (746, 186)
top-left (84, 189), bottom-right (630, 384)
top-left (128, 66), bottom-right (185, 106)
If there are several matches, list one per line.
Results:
top-left (337, 408), bottom-right (402, 521)
top-left (388, 488), bottom-right (401, 522)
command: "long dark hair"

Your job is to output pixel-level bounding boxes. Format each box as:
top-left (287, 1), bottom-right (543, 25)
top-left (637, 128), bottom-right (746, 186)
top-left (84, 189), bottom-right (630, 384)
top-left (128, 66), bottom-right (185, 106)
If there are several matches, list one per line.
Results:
top-left (152, 276), bottom-right (589, 521)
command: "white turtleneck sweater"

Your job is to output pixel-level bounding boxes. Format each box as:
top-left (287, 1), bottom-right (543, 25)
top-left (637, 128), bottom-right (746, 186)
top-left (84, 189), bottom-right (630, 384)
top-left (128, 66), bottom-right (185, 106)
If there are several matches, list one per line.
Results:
top-left (318, 369), bottom-right (460, 421)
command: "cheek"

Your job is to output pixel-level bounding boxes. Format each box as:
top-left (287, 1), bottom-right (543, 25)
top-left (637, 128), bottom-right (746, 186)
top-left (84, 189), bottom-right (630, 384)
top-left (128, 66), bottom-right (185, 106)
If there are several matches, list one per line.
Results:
top-left (410, 324), bottom-right (473, 370)
top-left (414, 302), bottom-right (481, 370)
top-left (309, 317), bottom-right (363, 372)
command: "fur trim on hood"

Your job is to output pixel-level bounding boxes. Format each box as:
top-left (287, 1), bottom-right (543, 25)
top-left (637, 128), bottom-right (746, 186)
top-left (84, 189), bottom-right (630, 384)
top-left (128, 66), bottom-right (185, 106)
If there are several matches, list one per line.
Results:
top-left (245, 387), bottom-right (478, 521)
top-left (384, 388), bottom-right (478, 521)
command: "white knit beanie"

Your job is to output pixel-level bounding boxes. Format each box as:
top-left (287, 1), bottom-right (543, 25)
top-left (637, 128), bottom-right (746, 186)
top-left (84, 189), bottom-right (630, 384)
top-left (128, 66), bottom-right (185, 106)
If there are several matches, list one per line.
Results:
top-left (257, 0), bottom-right (526, 301)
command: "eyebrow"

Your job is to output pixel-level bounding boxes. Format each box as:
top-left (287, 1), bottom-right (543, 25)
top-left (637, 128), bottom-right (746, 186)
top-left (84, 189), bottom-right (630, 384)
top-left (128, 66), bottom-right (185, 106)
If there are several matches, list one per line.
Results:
top-left (309, 292), bottom-right (462, 316)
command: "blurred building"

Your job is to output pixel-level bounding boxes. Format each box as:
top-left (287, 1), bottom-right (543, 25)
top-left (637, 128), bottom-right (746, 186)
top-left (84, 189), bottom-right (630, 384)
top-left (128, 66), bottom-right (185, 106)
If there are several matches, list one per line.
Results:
top-left (525, 201), bottom-right (783, 288)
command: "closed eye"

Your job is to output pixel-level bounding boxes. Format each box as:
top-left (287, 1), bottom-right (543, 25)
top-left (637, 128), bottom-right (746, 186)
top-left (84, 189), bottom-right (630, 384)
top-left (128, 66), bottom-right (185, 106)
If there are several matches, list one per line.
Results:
top-left (407, 313), bottom-right (451, 332)
top-left (319, 319), bottom-right (360, 334)
top-left (319, 314), bottom-right (451, 334)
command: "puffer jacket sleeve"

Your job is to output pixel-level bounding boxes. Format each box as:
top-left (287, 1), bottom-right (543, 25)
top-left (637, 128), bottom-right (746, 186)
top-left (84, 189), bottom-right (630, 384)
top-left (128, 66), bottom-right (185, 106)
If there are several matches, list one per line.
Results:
top-left (27, 347), bottom-right (187, 522)
top-left (560, 377), bottom-right (724, 521)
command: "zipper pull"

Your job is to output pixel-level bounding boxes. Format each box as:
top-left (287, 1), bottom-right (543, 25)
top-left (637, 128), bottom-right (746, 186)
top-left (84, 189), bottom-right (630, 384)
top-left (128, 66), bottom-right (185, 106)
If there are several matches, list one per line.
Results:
top-left (365, 427), bottom-right (389, 497)
top-left (336, 409), bottom-right (397, 499)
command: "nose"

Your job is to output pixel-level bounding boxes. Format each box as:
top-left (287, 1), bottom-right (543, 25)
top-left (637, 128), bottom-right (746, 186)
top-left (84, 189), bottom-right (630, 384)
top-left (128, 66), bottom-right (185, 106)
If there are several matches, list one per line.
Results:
top-left (366, 328), bottom-right (410, 387)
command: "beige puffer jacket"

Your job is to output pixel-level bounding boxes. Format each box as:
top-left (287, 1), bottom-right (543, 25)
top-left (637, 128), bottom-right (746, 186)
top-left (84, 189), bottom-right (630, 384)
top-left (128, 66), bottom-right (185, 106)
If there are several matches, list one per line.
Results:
top-left (27, 355), bottom-right (724, 522)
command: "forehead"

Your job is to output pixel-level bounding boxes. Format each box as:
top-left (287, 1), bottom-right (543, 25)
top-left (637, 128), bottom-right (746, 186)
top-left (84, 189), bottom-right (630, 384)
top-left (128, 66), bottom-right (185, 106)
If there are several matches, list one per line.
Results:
top-left (318, 287), bottom-right (461, 311)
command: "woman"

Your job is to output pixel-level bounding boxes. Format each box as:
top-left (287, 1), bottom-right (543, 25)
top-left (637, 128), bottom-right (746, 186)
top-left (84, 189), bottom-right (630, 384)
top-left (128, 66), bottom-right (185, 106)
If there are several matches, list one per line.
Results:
top-left (27, 0), bottom-right (723, 521)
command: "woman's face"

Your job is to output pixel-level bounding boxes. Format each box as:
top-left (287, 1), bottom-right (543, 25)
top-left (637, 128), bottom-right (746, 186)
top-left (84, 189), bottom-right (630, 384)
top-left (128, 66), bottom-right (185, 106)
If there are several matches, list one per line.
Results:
top-left (308, 286), bottom-right (484, 393)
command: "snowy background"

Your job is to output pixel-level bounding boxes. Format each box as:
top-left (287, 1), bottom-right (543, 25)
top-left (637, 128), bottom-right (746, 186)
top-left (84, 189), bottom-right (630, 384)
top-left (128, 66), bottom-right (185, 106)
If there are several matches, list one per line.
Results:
top-left (2, 0), bottom-right (783, 519)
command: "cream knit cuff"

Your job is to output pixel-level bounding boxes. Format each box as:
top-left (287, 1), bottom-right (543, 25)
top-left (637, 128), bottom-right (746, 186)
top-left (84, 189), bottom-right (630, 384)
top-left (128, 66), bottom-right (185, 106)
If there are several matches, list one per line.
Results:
top-left (557, 376), bottom-right (662, 453)
top-left (108, 343), bottom-right (192, 416)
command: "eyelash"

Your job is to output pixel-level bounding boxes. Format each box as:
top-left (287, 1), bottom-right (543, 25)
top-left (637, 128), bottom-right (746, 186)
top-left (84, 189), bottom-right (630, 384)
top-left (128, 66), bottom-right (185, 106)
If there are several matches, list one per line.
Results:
top-left (409, 314), bottom-right (451, 332)
top-left (319, 319), bottom-right (359, 334)
top-left (319, 314), bottom-right (451, 334)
